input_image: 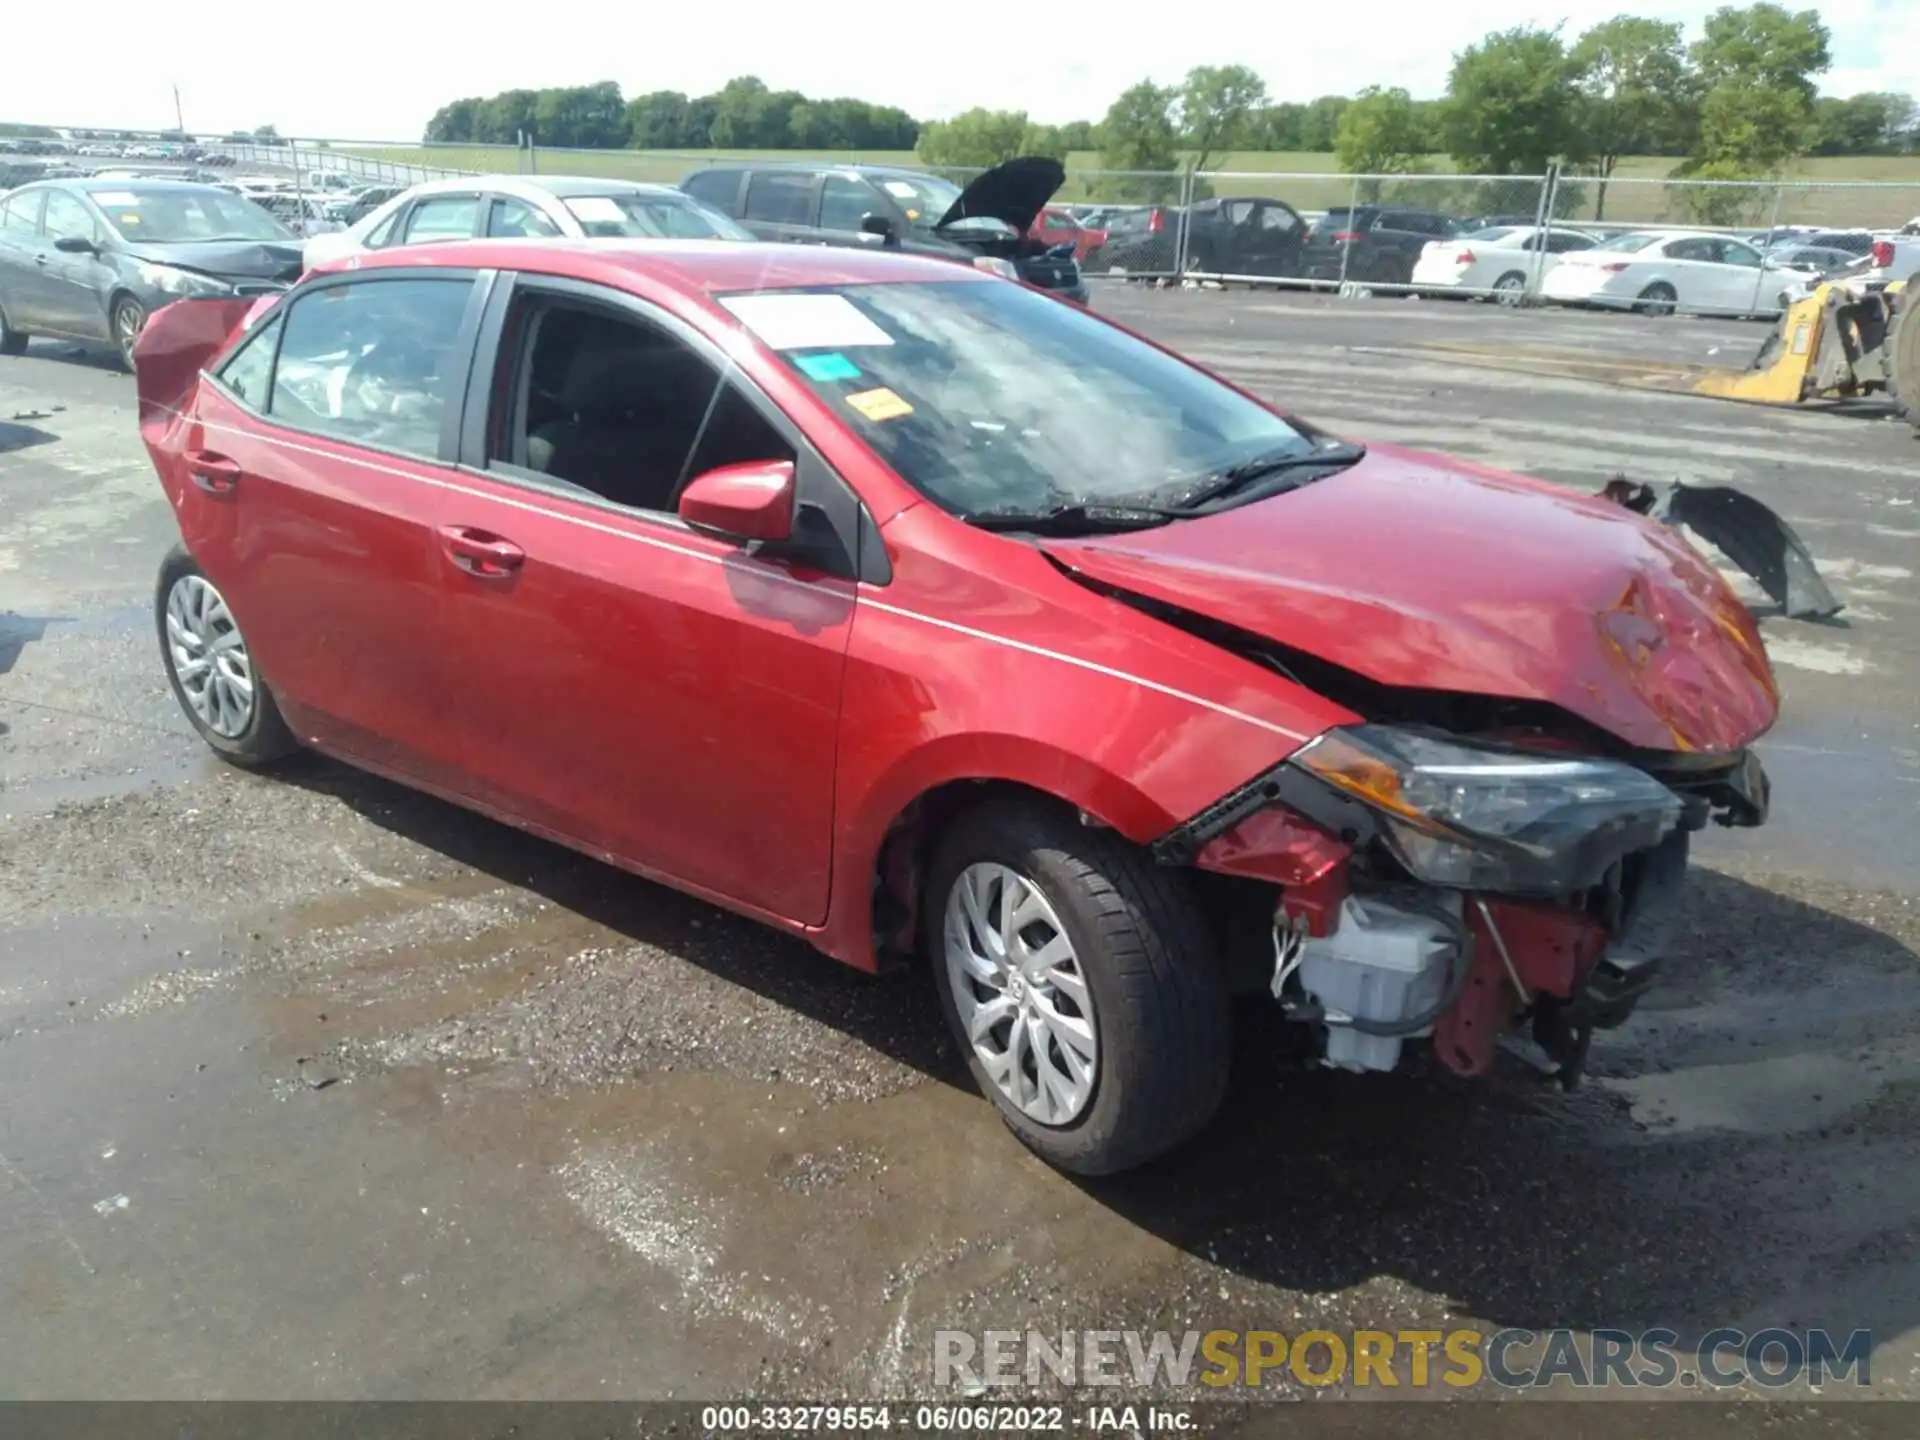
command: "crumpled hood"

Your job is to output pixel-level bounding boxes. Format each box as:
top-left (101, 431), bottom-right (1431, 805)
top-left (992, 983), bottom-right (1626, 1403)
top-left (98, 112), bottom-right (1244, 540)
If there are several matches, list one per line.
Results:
top-left (935, 156), bottom-right (1066, 234)
top-left (117, 238), bottom-right (306, 284)
top-left (1042, 442), bottom-right (1780, 753)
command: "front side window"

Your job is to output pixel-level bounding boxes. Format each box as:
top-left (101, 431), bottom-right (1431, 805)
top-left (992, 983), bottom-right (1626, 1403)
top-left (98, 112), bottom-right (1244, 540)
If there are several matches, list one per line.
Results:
top-left (1545, 231), bottom-right (1593, 253)
top-left (1259, 206), bottom-right (1298, 233)
top-left (266, 278), bottom-right (473, 457)
top-left (403, 195), bottom-right (480, 243)
top-left (491, 295), bottom-right (791, 514)
top-left (819, 176), bottom-right (878, 233)
top-left (44, 190), bottom-right (101, 244)
top-left (724, 280), bottom-right (1314, 521)
top-left (214, 313), bottom-right (284, 409)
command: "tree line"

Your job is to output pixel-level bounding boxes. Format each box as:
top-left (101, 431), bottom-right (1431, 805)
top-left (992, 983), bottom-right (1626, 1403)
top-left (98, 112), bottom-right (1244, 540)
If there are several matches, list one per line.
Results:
top-left (424, 77), bottom-right (918, 153)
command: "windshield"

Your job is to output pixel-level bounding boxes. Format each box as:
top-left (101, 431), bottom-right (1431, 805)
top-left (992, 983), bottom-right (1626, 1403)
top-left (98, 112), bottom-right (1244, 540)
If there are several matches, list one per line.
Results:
top-left (1591, 231), bottom-right (1663, 253)
top-left (92, 187), bottom-right (291, 243)
top-left (723, 280), bottom-right (1315, 519)
top-left (561, 193), bottom-right (751, 240)
top-left (872, 173), bottom-right (963, 227)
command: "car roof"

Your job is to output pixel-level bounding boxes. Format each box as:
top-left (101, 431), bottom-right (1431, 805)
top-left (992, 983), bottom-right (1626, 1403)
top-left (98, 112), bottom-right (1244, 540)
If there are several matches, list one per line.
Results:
top-left (71, 178), bottom-right (231, 195)
top-left (399, 173), bottom-right (682, 201)
top-left (312, 237), bottom-right (990, 295)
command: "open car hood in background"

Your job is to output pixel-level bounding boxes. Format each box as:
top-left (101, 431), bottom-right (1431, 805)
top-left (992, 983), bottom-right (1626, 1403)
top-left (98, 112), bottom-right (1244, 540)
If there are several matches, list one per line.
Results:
top-left (1040, 442), bottom-right (1782, 754)
top-left (934, 157), bottom-right (1067, 234)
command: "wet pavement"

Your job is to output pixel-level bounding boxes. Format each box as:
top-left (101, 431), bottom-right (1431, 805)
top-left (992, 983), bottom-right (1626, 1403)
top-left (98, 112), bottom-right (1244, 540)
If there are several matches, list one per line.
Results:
top-left (3, 290), bottom-right (1918, 1408)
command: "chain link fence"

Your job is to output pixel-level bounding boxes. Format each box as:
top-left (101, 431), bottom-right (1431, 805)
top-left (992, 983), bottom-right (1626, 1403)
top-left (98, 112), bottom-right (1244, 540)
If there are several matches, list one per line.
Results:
top-left (26, 129), bottom-right (1920, 316)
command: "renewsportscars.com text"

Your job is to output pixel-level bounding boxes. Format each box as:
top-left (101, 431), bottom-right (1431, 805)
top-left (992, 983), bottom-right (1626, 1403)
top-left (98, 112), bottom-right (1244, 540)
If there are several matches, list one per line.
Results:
top-left (934, 1327), bottom-right (1874, 1391)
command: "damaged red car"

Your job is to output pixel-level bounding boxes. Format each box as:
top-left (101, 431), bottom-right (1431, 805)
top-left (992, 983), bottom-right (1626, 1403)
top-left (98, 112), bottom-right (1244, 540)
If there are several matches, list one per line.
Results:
top-left (136, 241), bottom-right (1778, 1175)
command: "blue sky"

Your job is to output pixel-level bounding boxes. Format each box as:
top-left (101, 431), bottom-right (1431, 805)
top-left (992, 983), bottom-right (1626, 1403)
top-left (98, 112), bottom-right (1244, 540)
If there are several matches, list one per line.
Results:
top-left (11, 1), bottom-right (1915, 141)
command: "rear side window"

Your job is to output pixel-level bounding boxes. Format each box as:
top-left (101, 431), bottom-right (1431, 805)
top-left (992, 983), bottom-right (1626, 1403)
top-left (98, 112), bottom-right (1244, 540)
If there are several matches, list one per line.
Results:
top-left (403, 195), bottom-right (480, 243)
top-left (487, 197), bottom-right (562, 238)
top-left (266, 278), bottom-right (473, 457)
top-left (215, 313), bottom-right (284, 409)
top-left (744, 172), bottom-right (814, 225)
top-left (1545, 231), bottom-right (1593, 253)
top-left (681, 170), bottom-right (741, 212)
top-left (1665, 238), bottom-right (1714, 261)
top-left (1, 190), bottom-right (42, 234)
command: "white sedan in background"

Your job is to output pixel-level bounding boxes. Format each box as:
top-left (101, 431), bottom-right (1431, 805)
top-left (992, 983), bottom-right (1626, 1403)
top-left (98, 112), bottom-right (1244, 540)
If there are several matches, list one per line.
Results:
top-left (301, 174), bottom-right (752, 271)
top-left (1540, 229), bottom-right (1820, 317)
top-left (1411, 225), bottom-right (1600, 304)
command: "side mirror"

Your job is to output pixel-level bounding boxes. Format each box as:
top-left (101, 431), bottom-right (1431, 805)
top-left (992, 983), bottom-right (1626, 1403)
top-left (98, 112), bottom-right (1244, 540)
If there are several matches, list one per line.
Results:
top-left (54, 235), bottom-right (99, 255)
top-left (677, 459), bottom-right (795, 544)
top-left (859, 212), bottom-right (896, 245)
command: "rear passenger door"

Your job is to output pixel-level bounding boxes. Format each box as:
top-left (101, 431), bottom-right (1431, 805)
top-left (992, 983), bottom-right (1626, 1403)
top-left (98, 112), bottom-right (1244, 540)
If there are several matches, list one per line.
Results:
top-left (739, 170), bottom-right (820, 244)
top-left (182, 271), bottom-right (491, 789)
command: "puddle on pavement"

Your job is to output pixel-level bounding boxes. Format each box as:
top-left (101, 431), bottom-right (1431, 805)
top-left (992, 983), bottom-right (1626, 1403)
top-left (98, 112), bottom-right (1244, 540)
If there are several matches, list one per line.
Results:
top-left (1603, 1042), bottom-right (1920, 1136)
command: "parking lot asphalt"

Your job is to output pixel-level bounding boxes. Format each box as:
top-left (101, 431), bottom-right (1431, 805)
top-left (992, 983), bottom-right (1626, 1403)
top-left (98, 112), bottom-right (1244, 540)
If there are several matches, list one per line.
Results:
top-left (3, 285), bottom-right (1919, 1410)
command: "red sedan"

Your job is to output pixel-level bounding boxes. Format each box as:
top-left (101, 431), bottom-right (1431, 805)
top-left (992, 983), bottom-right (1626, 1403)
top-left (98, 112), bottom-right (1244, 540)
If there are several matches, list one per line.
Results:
top-left (1028, 205), bottom-right (1107, 264)
top-left (135, 240), bottom-right (1778, 1175)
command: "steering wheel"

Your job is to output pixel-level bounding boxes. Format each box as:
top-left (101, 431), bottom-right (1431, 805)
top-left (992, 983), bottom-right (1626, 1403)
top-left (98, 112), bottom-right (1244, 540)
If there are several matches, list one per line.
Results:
top-left (342, 338), bottom-right (439, 419)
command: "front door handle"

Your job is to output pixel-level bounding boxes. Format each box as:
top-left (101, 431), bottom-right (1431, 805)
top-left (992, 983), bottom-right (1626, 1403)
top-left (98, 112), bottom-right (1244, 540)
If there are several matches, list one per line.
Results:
top-left (440, 525), bottom-right (525, 578)
top-left (184, 450), bottom-right (242, 494)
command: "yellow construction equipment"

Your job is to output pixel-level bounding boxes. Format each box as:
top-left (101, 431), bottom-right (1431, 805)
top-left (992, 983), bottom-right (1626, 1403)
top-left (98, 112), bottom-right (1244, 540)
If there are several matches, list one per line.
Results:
top-left (1400, 277), bottom-right (1919, 431)
top-left (1692, 277), bottom-right (1916, 423)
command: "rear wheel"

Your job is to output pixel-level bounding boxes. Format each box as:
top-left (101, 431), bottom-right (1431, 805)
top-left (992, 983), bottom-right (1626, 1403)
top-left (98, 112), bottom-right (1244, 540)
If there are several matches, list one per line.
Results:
top-left (927, 797), bottom-right (1231, 1175)
top-left (156, 545), bottom-right (299, 767)
top-left (112, 294), bottom-right (146, 371)
top-left (1366, 253), bottom-right (1412, 288)
top-left (0, 296), bottom-right (26, 356)
top-left (1635, 282), bottom-right (1677, 317)
top-left (1492, 271), bottom-right (1527, 306)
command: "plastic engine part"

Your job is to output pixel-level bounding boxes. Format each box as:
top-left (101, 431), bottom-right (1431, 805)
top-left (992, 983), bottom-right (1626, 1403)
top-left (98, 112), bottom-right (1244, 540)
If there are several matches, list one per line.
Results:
top-left (1294, 893), bottom-right (1461, 1073)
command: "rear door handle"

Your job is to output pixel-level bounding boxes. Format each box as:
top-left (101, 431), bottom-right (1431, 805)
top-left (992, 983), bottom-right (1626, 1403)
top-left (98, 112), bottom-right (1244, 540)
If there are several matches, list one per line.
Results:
top-left (440, 525), bottom-right (525, 578)
top-left (184, 450), bottom-right (242, 494)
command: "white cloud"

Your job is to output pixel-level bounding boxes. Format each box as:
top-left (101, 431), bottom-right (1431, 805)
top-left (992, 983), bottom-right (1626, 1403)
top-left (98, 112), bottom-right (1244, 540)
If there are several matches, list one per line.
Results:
top-left (7, 0), bottom-right (1915, 140)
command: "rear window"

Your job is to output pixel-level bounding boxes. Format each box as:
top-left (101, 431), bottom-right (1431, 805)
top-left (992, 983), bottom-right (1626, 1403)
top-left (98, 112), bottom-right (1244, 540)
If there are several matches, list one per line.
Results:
top-left (1311, 208), bottom-right (1371, 233)
top-left (1463, 226), bottom-right (1518, 243)
top-left (561, 193), bottom-right (751, 240)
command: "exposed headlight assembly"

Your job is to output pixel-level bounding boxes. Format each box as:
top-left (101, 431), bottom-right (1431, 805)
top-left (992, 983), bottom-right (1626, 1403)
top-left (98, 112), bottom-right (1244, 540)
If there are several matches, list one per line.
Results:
top-left (135, 262), bottom-right (235, 298)
top-left (971, 255), bottom-right (1022, 280)
top-left (1288, 724), bottom-right (1684, 893)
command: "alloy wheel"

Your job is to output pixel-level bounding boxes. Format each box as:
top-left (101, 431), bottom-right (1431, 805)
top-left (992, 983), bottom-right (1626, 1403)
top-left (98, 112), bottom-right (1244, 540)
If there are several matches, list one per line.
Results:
top-left (943, 862), bottom-right (1099, 1125)
top-left (165, 574), bottom-right (255, 737)
top-left (114, 300), bottom-right (144, 368)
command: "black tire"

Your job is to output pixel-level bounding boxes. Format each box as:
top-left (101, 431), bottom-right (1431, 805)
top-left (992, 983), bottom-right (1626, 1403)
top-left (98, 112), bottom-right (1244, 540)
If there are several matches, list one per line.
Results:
top-left (1366, 253), bottom-right (1412, 288)
top-left (925, 796), bottom-right (1231, 1175)
top-left (1635, 282), bottom-right (1677, 317)
top-left (0, 295), bottom-right (26, 356)
top-left (155, 544), bottom-right (300, 767)
top-left (112, 293), bottom-right (146, 372)
top-left (1492, 271), bottom-right (1527, 307)
top-left (1887, 285), bottom-right (1920, 432)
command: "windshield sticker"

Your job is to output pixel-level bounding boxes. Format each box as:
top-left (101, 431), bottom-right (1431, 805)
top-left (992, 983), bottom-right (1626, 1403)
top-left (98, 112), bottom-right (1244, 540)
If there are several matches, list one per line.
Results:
top-left (883, 181), bottom-right (918, 199)
top-left (721, 293), bottom-right (894, 350)
top-left (844, 386), bottom-right (913, 422)
top-left (94, 192), bottom-right (140, 208)
top-left (795, 351), bottom-right (861, 382)
top-left (564, 197), bottom-right (625, 223)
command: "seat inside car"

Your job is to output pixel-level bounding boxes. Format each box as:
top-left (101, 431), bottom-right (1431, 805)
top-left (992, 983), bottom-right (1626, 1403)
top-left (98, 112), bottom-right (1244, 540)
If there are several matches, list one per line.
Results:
top-left (517, 305), bottom-right (788, 512)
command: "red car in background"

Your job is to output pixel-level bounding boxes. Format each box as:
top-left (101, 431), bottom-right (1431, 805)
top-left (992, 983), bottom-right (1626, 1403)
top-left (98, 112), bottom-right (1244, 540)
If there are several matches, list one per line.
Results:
top-left (135, 240), bottom-right (1776, 1176)
top-left (1028, 205), bottom-right (1106, 263)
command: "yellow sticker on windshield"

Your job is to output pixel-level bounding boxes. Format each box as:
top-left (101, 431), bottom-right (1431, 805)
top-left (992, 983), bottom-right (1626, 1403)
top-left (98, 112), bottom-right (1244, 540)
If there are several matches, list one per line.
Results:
top-left (845, 387), bottom-right (913, 422)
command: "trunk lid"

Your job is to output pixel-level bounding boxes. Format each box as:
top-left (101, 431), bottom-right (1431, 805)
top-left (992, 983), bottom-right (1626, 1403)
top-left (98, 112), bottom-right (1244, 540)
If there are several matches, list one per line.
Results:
top-left (1039, 443), bottom-right (1779, 754)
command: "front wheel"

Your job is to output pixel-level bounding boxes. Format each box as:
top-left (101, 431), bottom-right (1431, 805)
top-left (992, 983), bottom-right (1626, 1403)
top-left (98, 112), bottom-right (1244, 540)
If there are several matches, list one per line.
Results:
top-left (112, 294), bottom-right (146, 371)
top-left (156, 545), bottom-right (299, 767)
top-left (927, 798), bottom-right (1230, 1175)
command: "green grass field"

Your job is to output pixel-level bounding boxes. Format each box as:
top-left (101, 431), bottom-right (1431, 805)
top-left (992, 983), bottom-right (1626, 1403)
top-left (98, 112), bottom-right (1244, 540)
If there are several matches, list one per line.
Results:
top-left (331, 144), bottom-right (1920, 229)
